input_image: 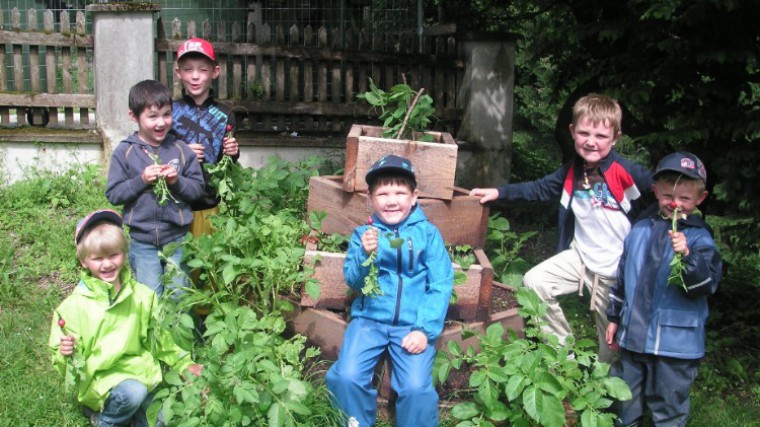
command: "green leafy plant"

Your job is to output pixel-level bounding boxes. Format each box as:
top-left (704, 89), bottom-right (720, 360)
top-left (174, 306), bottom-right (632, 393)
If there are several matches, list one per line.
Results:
top-left (434, 287), bottom-right (631, 427)
top-left (357, 77), bottom-right (436, 141)
top-left (204, 124), bottom-right (236, 203)
top-left (666, 201), bottom-right (689, 291)
top-left (54, 314), bottom-right (86, 393)
top-left (143, 149), bottom-right (177, 206)
top-left (485, 214), bottom-right (537, 286)
top-left (361, 218), bottom-right (405, 298)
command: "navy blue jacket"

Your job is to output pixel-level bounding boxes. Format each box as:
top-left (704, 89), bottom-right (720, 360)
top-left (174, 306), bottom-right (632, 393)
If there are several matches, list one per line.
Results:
top-left (497, 150), bottom-right (652, 253)
top-left (606, 211), bottom-right (722, 359)
top-left (171, 92), bottom-right (238, 211)
top-left (106, 133), bottom-right (205, 246)
top-left (344, 206), bottom-right (454, 341)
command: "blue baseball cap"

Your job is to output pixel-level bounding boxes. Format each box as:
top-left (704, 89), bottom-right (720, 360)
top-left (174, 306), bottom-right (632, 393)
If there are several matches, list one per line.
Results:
top-left (654, 152), bottom-right (707, 184)
top-left (75, 209), bottom-right (122, 244)
top-left (365, 154), bottom-right (416, 187)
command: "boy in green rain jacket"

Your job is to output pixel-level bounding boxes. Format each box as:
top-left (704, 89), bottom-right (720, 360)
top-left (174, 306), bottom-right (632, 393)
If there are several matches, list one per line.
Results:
top-left (49, 209), bottom-right (201, 427)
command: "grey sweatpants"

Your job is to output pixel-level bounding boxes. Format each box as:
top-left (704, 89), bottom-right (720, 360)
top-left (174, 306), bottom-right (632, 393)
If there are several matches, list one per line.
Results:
top-left (522, 244), bottom-right (618, 363)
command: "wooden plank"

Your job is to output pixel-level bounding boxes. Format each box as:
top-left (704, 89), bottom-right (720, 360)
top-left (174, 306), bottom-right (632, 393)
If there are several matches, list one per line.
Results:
top-left (0, 93), bottom-right (96, 108)
top-left (12, 44), bottom-right (24, 92)
top-left (303, 25), bottom-right (314, 130)
top-left (232, 55), bottom-right (243, 100)
top-left (342, 124), bottom-right (458, 200)
top-left (48, 106), bottom-right (58, 127)
top-left (317, 27), bottom-right (328, 131)
top-left (64, 107), bottom-right (74, 126)
top-left (0, 128), bottom-right (100, 144)
top-left (309, 175), bottom-right (488, 248)
top-left (0, 107), bottom-right (9, 126)
top-left (62, 46), bottom-right (72, 93)
top-left (28, 11), bottom-right (41, 93)
top-left (77, 46), bottom-right (88, 94)
top-left (45, 14), bottom-right (57, 94)
top-left (221, 99), bottom-right (461, 121)
top-left (80, 108), bottom-right (89, 126)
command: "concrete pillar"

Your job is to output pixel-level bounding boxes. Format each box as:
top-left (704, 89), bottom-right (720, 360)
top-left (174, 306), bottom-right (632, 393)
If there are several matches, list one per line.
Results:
top-left (455, 33), bottom-right (517, 189)
top-left (87, 3), bottom-right (161, 163)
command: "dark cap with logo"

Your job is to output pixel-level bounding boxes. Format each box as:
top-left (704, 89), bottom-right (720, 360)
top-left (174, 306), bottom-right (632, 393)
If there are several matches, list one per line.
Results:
top-left (654, 152), bottom-right (707, 184)
top-left (365, 154), bottom-right (416, 187)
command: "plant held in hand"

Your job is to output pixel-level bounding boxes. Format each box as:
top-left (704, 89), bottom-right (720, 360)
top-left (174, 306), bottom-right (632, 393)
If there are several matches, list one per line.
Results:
top-left (56, 313), bottom-right (86, 392)
top-left (205, 124), bottom-right (236, 203)
top-left (143, 149), bottom-right (177, 206)
top-left (667, 201), bottom-right (688, 291)
top-left (361, 217), bottom-right (404, 298)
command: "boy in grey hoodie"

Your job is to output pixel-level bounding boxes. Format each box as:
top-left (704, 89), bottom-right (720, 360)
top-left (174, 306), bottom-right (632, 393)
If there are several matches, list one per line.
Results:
top-left (106, 79), bottom-right (205, 296)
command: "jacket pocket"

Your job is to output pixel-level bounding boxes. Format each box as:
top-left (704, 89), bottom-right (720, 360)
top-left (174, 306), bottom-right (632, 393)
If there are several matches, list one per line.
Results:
top-left (656, 309), bottom-right (703, 356)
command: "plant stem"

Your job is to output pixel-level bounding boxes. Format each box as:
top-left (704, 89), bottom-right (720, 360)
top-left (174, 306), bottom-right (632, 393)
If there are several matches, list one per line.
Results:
top-left (395, 87), bottom-right (426, 139)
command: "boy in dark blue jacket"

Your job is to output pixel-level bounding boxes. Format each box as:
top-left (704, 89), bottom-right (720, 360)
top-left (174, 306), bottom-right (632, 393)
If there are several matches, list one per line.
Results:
top-left (326, 155), bottom-right (454, 427)
top-left (106, 80), bottom-right (205, 296)
top-left (605, 152), bottom-right (722, 426)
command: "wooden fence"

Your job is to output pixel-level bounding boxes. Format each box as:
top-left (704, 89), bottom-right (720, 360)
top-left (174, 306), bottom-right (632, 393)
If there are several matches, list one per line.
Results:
top-left (156, 17), bottom-right (464, 135)
top-left (0, 8), bottom-right (95, 129)
top-left (1, 8), bottom-right (464, 136)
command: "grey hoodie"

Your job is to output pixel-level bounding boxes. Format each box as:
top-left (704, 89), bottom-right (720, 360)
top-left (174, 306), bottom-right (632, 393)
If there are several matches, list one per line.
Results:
top-left (106, 133), bottom-right (205, 246)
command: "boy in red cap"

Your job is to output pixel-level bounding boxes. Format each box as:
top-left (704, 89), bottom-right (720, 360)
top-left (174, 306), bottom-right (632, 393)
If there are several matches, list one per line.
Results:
top-left (171, 37), bottom-right (239, 236)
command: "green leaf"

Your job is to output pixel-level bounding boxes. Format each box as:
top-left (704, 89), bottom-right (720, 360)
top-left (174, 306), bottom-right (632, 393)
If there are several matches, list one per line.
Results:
top-left (305, 280), bottom-right (320, 301)
top-left (505, 374), bottom-right (526, 401)
top-left (603, 376), bottom-right (632, 401)
top-left (267, 402), bottom-right (284, 427)
top-left (451, 401), bottom-right (481, 420)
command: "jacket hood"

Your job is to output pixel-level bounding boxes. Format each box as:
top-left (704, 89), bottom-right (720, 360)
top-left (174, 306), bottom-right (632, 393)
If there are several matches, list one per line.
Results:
top-left (122, 132), bottom-right (177, 149)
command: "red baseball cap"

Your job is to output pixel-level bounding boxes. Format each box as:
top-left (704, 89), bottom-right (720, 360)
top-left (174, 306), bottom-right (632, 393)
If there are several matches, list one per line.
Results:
top-left (176, 37), bottom-right (216, 62)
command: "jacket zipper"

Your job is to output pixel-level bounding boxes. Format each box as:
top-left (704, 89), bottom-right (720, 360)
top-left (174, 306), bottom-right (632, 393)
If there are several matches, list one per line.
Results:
top-left (407, 238), bottom-right (414, 273)
top-left (392, 227), bottom-right (403, 325)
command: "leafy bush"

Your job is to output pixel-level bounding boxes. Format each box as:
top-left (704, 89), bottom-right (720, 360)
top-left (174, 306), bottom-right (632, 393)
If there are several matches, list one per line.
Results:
top-left (434, 287), bottom-right (631, 427)
top-left (484, 214), bottom-right (537, 287)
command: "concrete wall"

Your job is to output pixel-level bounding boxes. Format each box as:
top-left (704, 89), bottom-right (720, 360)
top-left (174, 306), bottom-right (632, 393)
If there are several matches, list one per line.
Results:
top-left (0, 142), bottom-right (101, 185)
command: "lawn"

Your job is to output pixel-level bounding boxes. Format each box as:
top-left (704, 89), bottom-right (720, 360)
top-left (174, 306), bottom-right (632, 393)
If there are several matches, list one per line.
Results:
top-left (1, 164), bottom-right (758, 426)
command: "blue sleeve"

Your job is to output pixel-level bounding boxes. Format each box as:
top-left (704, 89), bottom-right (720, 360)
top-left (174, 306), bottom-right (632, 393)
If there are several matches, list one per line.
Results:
top-left (415, 227), bottom-right (454, 341)
top-left (167, 144), bottom-right (205, 202)
top-left (343, 226), bottom-right (371, 291)
top-left (682, 235), bottom-right (722, 298)
top-left (105, 145), bottom-right (149, 206)
top-left (497, 164), bottom-right (568, 202)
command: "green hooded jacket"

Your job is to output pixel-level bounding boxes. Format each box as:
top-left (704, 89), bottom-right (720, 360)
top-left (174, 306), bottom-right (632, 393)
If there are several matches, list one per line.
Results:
top-left (49, 269), bottom-right (193, 410)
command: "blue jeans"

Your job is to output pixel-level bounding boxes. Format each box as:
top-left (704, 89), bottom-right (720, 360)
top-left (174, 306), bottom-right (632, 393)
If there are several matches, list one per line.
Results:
top-left (128, 236), bottom-right (189, 297)
top-left (326, 317), bottom-right (439, 427)
top-left (95, 379), bottom-right (163, 427)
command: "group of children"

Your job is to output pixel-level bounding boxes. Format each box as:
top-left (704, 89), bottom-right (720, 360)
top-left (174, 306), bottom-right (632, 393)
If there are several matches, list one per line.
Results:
top-left (49, 34), bottom-right (721, 427)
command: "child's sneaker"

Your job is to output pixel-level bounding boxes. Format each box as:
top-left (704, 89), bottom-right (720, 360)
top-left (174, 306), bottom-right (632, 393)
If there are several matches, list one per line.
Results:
top-left (82, 406), bottom-right (99, 426)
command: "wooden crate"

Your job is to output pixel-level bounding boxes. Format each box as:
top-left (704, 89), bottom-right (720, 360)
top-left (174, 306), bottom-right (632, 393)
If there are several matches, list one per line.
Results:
top-left (308, 175), bottom-right (488, 248)
top-left (301, 244), bottom-right (493, 322)
top-left (343, 124), bottom-right (458, 200)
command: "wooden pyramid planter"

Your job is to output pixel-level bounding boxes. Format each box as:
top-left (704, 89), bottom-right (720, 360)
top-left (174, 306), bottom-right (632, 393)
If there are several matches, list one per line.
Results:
top-left (343, 124), bottom-right (458, 200)
top-left (301, 237), bottom-right (494, 323)
top-left (308, 175), bottom-right (489, 248)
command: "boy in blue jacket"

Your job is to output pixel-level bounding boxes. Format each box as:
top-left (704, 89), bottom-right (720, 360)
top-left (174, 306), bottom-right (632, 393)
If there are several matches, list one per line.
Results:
top-left (326, 155), bottom-right (454, 427)
top-left (470, 94), bottom-right (652, 362)
top-left (605, 152), bottom-right (722, 426)
top-left (106, 80), bottom-right (205, 295)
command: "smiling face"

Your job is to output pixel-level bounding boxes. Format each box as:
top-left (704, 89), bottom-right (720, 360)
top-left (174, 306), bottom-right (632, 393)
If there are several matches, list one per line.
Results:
top-left (370, 180), bottom-right (418, 225)
top-left (653, 177), bottom-right (708, 219)
top-left (175, 56), bottom-right (220, 105)
top-left (130, 104), bottom-right (172, 147)
top-left (570, 116), bottom-right (620, 168)
top-left (80, 250), bottom-right (125, 287)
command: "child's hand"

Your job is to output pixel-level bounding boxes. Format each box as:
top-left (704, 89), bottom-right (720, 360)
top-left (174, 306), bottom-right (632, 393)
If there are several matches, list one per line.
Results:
top-left (188, 143), bottom-right (205, 163)
top-left (669, 230), bottom-right (690, 256)
top-left (361, 227), bottom-right (378, 255)
top-left (222, 136), bottom-right (239, 156)
top-left (141, 164), bottom-right (164, 184)
top-left (605, 322), bottom-right (619, 351)
top-left (160, 164), bottom-right (179, 185)
top-left (59, 335), bottom-right (76, 356)
top-left (402, 331), bottom-right (428, 354)
top-left (469, 188), bottom-right (499, 204)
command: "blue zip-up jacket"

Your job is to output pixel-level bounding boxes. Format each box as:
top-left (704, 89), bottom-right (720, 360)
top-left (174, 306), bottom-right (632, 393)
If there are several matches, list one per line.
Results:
top-left (344, 206), bottom-right (454, 342)
top-left (171, 92), bottom-right (238, 211)
top-left (606, 211), bottom-right (722, 359)
top-left (497, 150), bottom-right (652, 253)
top-left (106, 133), bottom-right (205, 246)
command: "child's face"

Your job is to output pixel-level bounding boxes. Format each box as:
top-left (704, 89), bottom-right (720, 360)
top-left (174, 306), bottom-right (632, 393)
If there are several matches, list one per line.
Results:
top-left (130, 104), bottom-right (172, 146)
top-left (570, 116), bottom-right (620, 168)
top-left (80, 250), bottom-right (125, 286)
top-left (175, 57), bottom-right (220, 104)
top-left (370, 182), bottom-right (418, 225)
top-left (653, 179), bottom-right (708, 219)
